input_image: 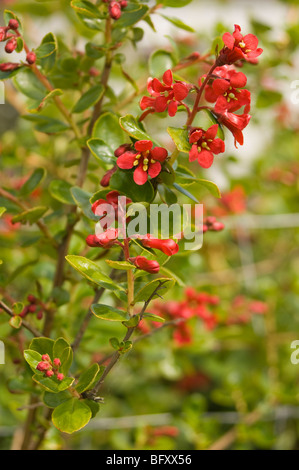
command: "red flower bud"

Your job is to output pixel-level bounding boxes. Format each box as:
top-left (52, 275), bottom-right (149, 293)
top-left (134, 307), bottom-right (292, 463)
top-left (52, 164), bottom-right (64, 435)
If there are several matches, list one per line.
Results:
top-left (141, 237), bottom-right (179, 256)
top-left (28, 304), bottom-right (37, 313)
top-left (100, 166), bottom-right (117, 187)
top-left (27, 294), bottom-right (37, 304)
top-left (120, 0), bottom-right (128, 8)
top-left (129, 256), bottom-right (160, 274)
top-left (45, 370), bottom-right (54, 378)
top-left (53, 358), bottom-right (61, 367)
top-left (5, 38), bottom-right (17, 54)
top-left (57, 373), bottom-right (64, 381)
top-left (26, 52), bottom-right (36, 65)
top-left (109, 1), bottom-right (122, 20)
top-left (114, 143), bottom-right (132, 158)
top-left (8, 19), bottom-right (19, 31)
top-left (36, 310), bottom-right (43, 320)
top-left (0, 62), bottom-right (20, 72)
top-left (210, 222), bottom-right (225, 232)
top-left (89, 66), bottom-right (100, 77)
top-left (42, 354), bottom-right (50, 361)
top-left (86, 228), bottom-right (119, 248)
top-left (36, 361), bottom-right (51, 372)
top-left (0, 27), bottom-right (7, 42)
top-left (19, 306), bottom-right (29, 318)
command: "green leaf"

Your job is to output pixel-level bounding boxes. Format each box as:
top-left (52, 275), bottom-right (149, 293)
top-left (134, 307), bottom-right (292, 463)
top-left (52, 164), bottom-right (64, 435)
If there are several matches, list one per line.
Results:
top-left (43, 390), bottom-right (72, 409)
top-left (39, 33), bottom-right (58, 72)
top-left (73, 85), bottom-right (104, 113)
top-left (143, 313), bottom-right (165, 323)
top-left (159, 266), bottom-right (185, 287)
top-left (49, 180), bottom-right (75, 205)
top-left (105, 260), bottom-right (135, 271)
top-left (173, 183), bottom-right (199, 203)
top-left (93, 112), bottom-right (126, 149)
top-left (110, 170), bottom-right (154, 203)
top-left (13, 302), bottom-right (24, 315)
top-left (22, 114), bottom-right (69, 134)
top-left (9, 316), bottom-right (23, 329)
top-left (167, 127), bottom-right (191, 154)
top-left (52, 398), bottom-right (92, 434)
top-left (91, 303), bottom-right (130, 322)
top-left (195, 179), bottom-right (221, 198)
top-left (109, 337), bottom-right (120, 350)
top-left (12, 206), bottom-right (48, 225)
top-left (119, 114), bottom-right (152, 141)
top-left (203, 109), bottom-right (225, 141)
top-left (0, 207), bottom-right (7, 218)
top-left (161, 0), bottom-right (193, 6)
top-left (116, 4), bottom-right (149, 28)
top-left (29, 337), bottom-right (54, 358)
top-left (149, 50), bottom-right (175, 77)
top-left (33, 374), bottom-right (74, 393)
top-left (256, 89), bottom-right (283, 108)
top-left (75, 363), bottom-right (104, 394)
top-left (35, 40), bottom-right (56, 59)
top-left (87, 138), bottom-right (116, 165)
top-left (71, 187), bottom-right (98, 220)
top-left (160, 15), bottom-right (195, 32)
top-left (65, 255), bottom-right (122, 291)
top-left (133, 278), bottom-right (175, 304)
top-left (33, 89), bottom-right (63, 112)
top-left (13, 68), bottom-right (46, 101)
top-left (53, 338), bottom-right (73, 376)
top-left (71, 0), bottom-right (102, 18)
top-left (24, 349), bottom-right (42, 373)
top-left (20, 168), bottom-right (46, 196)
top-left (84, 399), bottom-right (100, 418)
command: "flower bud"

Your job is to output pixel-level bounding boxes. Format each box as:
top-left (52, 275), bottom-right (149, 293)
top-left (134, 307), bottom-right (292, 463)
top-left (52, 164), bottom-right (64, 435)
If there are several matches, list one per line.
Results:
top-left (28, 304), bottom-right (37, 313)
top-left (26, 52), bottom-right (36, 65)
top-left (8, 19), bottom-right (19, 31)
top-left (5, 38), bottom-right (17, 54)
top-left (27, 294), bottom-right (37, 304)
top-left (36, 310), bottom-right (43, 320)
top-left (100, 166), bottom-right (117, 187)
top-left (0, 62), bottom-right (20, 72)
top-left (57, 373), bottom-right (64, 381)
top-left (53, 358), bottom-right (61, 367)
top-left (86, 228), bottom-right (119, 248)
top-left (141, 237), bottom-right (179, 256)
top-left (109, 2), bottom-right (122, 20)
top-left (36, 361), bottom-right (51, 372)
top-left (0, 27), bottom-right (7, 42)
top-left (120, 0), bottom-right (128, 7)
top-left (89, 67), bottom-right (100, 77)
top-left (42, 354), bottom-right (50, 361)
top-left (114, 143), bottom-right (132, 158)
top-left (45, 370), bottom-right (54, 378)
top-left (129, 256), bottom-right (160, 274)
top-left (210, 221), bottom-right (225, 232)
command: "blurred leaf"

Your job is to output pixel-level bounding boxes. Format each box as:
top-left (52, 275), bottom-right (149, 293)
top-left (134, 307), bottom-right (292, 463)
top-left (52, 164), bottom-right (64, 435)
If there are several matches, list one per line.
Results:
top-left (52, 398), bottom-right (92, 434)
top-left (12, 206), bottom-right (48, 225)
top-left (160, 15), bottom-right (195, 32)
top-left (73, 84), bottom-right (104, 113)
top-left (49, 180), bottom-right (74, 205)
top-left (149, 50), bottom-right (175, 77)
top-left (20, 168), bottom-right (46, 196)
top-left (91, 303), bottom-right (130, 322)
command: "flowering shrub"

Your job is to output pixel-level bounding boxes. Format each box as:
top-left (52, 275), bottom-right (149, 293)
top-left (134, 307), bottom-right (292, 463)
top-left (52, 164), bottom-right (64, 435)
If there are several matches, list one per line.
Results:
top-left (3, 0), bottom-right (294, 452)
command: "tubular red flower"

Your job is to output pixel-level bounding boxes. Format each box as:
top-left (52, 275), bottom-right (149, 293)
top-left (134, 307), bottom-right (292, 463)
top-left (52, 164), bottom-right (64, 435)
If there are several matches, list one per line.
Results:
top-left (140, 69), bottom-right (190, 117)
top-left (218, 24), bottom-right (263, 65)
top-left (86, 228), bottom-right (119, 248)
top-left (188, 124), bottom-right (225, 168)
top-left (215, 111), bottom-right (251, 147)
top-left (141, 236), bottom-right (179, 256)
top-left (117, 140), bottom-right (168, 185)
top-left (129, 256), bottom-right (160, 274)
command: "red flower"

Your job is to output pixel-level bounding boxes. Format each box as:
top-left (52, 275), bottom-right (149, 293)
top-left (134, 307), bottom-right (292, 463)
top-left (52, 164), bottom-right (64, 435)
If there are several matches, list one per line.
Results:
top-left (205, 66), bottom-right (251, 113)
top-left (129, 256), bottom-right (160, 274)
top-left (91, 190), bottom-right (131, 228)
top-left (188, 124), bottom-right (225, 168)
top-left (117, 140), bottom-right (168, 185)
top-left (140, 69), bottom-right (189, 117)
top-left (215, 111), bottom-right (250, 147)
top-left (0, 62), bottom-right (20, 72)
top-left (86, 228), bottom-right (119, 248)
top-left (219, 24), bottom-right (263, 65)
top-left (173, 322), bottom-right (192, 345)
top-left (141, 236), bottom-right (179, 256)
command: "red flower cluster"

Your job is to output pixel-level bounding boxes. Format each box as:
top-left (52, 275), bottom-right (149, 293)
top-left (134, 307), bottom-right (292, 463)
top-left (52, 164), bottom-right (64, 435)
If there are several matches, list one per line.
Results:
top-left (212, 185), bottom-right (247, 217)
top-left (91, 190), bottom-right (131, 228)
top-left (203, 216), bottom-right (225, 233)
top-left (19, 295), bottom-right (44, 320)
top-left (117, 140), bottom-right (168, 185)
top-left (0, 19), bottom-right (36, 72)
top-left (138, 288), bottom-right (219, 346)
top-left (140, 69), bottom-right (190, 117)
top-left (226, 296), bottom-right (268, 325)
top-left (36, 354), bottom-right (64, 381)
top-left (188, 124), bottom-right (225, 168)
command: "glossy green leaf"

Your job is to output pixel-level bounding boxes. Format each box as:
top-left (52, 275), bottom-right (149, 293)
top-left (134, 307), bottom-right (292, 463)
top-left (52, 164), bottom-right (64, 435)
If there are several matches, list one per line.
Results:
top-left (49, 180), bottom-right (74, 205)
top-left (161, 0), bottom-right (193, 6)
top-left (53, 338), bottom-right (73, 376)
top-left (110, 170), bottom-right (155, 203)
top-left (65, 255), bottom-right (122, 291)
top-left (173, 183), bottom-right (199, 203)
top-left (33, 374), bottom-right (74, 393)
top-left (143, 313), bottom-right (165, 323)
top-left (91, 303), bottom-right (130, 322)
top-left (20, 168), bottom-right (46, 196)
top-left (13, 69), bottom-right (46, 101)
top-left (75, 363), bottom-right (104, 394)
top-left (133, 278), bottom-right (175, 304)
top-left (9, 316), bottom-right (22, 329)
top-left (73, 85), bottom-right (104, 113)
top-left (119, 114), bottom-right (152, 141)
top-left (29, 337), bottom-right (54, 358)
top-left (71, 0), bottom-right (102, 18)
top-left (167, 127), bottom-right (191, 154)
top-left (52, 398), bottom-right (92, 434)
top-left (87, 138), bottom-right (116, 165)
top-left (160, 14), bottom-right (195, 32)
top-left (43, 390), bottom-right (72, 409)
top-left (93, 112), bottom-right (126, 149)
top-left (12, 206), bottom-right (48, 225)
top-left (71, 187), bottom-right (98, 220)
top-left (105, 260), bottom-right (135, 271)
top-left (116, 4), bottom-right (149, 28)
top-left (24, 349), bottom-right (42, 372)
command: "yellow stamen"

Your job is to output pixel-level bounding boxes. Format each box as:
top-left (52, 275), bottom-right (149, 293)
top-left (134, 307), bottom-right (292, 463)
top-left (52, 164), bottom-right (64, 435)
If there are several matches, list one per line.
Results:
top-left (228, 93), bottom-right (235, 99)
top-left (133, 160), bottom-right (139, 166)
top-left (239, 41), bottom-right (245, 48)
top-left (143, 158), bottom-right (149, 164)
top-left (143, 165), bottom-right (148, 172)
top-left (136, 154), bottom-right (141, 159)
top-left (151, 159), bottom-right (156, 164)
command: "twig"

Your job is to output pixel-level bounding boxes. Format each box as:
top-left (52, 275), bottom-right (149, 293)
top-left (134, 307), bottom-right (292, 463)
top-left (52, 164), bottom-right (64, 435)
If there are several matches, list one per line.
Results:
top-left (0, 300), bottom-right (42, 337)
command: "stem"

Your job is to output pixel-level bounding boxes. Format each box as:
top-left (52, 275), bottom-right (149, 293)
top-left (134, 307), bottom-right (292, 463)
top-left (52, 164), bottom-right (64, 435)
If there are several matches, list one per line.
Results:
top-left (186, 62), bottom-right (218, 127)
top-left (0, 300), bottom-right (42, 337)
